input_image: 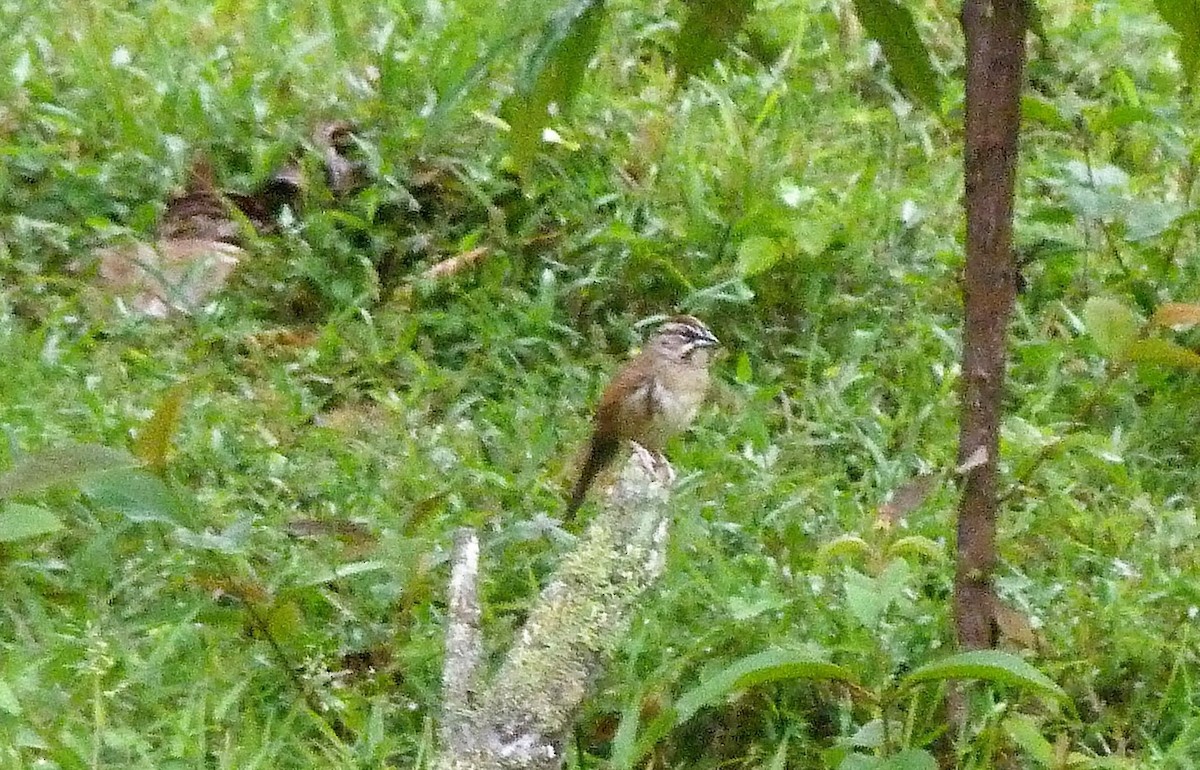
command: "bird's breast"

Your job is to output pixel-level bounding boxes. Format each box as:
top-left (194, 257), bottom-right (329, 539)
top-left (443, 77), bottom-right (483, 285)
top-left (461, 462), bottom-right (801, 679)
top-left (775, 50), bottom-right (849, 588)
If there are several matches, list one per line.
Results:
top-left (632, 368), bottom-right (707, 448)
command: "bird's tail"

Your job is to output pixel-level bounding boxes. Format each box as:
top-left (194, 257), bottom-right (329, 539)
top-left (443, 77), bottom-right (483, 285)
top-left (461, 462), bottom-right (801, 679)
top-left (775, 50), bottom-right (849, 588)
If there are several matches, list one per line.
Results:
top-left (565, 435), bottom-right (618, 520)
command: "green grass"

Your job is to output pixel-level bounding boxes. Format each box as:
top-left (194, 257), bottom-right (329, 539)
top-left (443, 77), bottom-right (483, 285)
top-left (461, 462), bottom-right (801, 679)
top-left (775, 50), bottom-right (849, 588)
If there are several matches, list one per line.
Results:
top-left (1, 0), bottom-right (1199, 767)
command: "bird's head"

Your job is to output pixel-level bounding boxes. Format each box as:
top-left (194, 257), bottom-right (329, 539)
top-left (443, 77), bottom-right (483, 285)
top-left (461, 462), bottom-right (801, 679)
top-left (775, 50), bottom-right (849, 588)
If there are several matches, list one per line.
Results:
top-left (646, 314), bottom-right (719, 365)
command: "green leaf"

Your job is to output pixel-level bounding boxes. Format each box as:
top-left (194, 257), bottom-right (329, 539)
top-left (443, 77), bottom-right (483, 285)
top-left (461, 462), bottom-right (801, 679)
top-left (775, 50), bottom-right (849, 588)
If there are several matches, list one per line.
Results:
top-left (674, 0), bottom-right (756, 83)
top-left (844, 559), bottom-right (909, 626)
top-left (735, 351), bottom-right (753, 383)
top-left (736, 236), bottom-right (783, 277)
top-left (0, 444), bottom-right (139, 499)
top-left (0, 503), bottom-right (64, 542)
top-left (817, 534), bottom-right (872, 564)
top-left (609, 692), bottom-right (643, 770)
top-left (501, 0), bottom-right (607, 175)
top-left (1021, 94), bottom-right (1071, 130)
top-left (850, 0), bottom-right (942, 112)
top-left (325, 0), bottom-right (354, 61)
top-left (768, 736), bottom-right (789, 770)
top-left (844, 568), bottom-right (888, 626)
top-left (1082, 296), bottom-right (1141, 359)
top-left (266, 600), bottom-right (305, 644)
top-left (1154, 0), bottom-right (1200, 84)
top-left (82, 469), bottom-right (182, 524)
top-left (1003, 713), bottom-right (1055, 766)
top-left (1126, 338), bottom-right (1200, 369)
top-left (674, 650), bottom-right (856, 725)
top-left (627, 708), bottom-right (678, 770)
top-left (899, 650), bottom-right (1067, 701)
top-left (134, 382), bottom-right (188, 472)
top-left (299, 560), bottom-right (389, 586)
top-left (0, 680), bottom-right (20, 716)
top-left (888, 535), bottom-right (946, 562)
top-left (881, 749), bottom-right (938, 770)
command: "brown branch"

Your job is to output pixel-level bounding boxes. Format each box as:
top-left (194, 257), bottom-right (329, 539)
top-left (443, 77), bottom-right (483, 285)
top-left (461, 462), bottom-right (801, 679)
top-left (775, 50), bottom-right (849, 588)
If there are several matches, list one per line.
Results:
top-left (956, 0), bottom-right (1028, 653)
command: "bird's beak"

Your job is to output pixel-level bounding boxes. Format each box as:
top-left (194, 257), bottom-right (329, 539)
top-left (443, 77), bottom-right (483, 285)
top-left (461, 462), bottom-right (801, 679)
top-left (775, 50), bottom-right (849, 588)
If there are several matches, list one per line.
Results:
top-left (698, 330), bottom-right (720, 348)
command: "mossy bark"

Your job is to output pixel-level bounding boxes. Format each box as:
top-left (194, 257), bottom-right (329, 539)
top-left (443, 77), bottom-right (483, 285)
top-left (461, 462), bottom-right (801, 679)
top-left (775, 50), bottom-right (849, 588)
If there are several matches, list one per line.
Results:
top-left (433, 446), bottom-right (673, 770)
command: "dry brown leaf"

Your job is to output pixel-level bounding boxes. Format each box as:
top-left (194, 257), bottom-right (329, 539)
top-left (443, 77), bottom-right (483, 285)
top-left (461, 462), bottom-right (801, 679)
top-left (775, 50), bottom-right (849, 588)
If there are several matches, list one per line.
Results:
top-left (392, 246), bottom-right (491, 303)
top-left (312, 402), bottom-right (390, 434)
top-left (339, 645), bottom-right (395, 680)
top-left (96, 238), bottom-right (242, 317)
top-left (192, 572), bottom-right (270, 604)
top-left (410, 163), bottom-right (450, 189)
top-left (993, 597), bottom-right (1044, 652)
top-left (877, 473), bottom-right (937, 529)
top-left (313, 120), bottom-right (365, 196)
top-left (243, 327), bottom-right (320, 354)
top-left (1151, 302), bottom-right (1200, 330)
top-left (227, 163), bottom-right (304, 233)
top-left (419, 246), bottom-right (490, 281)
top-left (159, 157), bottom-right (241, 243)
top-left (285, 518), bottom-right (375, 545)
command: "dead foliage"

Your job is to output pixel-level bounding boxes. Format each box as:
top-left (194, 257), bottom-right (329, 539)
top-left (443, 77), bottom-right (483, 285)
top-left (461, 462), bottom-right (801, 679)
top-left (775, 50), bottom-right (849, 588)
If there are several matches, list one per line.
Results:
top-left (877, 473), bottom-right (937, 530)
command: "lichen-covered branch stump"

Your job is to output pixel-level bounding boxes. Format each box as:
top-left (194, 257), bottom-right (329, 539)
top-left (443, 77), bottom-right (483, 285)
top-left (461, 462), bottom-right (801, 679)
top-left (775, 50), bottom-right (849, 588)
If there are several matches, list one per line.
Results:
top-left (433, 445), bottom-right (675, 770)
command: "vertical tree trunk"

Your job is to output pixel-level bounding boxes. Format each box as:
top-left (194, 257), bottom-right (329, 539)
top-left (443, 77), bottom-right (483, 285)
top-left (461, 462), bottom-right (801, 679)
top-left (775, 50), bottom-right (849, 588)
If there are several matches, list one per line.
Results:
top-left (956, 0), bottom-right (1028, 651)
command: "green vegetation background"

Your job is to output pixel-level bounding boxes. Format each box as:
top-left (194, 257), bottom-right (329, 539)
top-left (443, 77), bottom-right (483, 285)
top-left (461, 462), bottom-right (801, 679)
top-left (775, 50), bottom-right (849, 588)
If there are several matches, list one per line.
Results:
top-left (1, 0), bottom-right (1198, 766)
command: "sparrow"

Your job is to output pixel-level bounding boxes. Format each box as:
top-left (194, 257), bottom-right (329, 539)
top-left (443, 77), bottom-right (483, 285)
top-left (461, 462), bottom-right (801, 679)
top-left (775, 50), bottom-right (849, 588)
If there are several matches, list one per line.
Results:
top-left (566, 315), bottom-right (719, 518)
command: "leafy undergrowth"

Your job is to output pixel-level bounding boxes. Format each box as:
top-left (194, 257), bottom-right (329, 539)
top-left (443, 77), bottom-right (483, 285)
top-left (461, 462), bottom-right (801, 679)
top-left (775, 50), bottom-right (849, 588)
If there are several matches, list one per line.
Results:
top-left (1, 0), bottom-right (1199, 767)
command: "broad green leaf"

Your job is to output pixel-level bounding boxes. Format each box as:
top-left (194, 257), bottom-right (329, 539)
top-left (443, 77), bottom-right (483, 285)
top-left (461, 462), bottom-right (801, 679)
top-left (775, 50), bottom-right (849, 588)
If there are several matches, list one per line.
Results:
top-left (1154, 0), bottom-right (1200, 84)
top-left (844, 568), bottom-right (888, 626)
top-left (0, 444), bottom-right (139, 499)
top-left (0, 503), bottom-right (64, 542)
top-left (881, 750), bottom-right (938, 770)
top-left (1004, 713), bottom-right (1054, 766)
top-left (674, 649), bottom-right (857, 724)
top-left (134, 382), bottom-right (188, 471)
top-left (1126, 338), bottom-right (1200, 369)
top-left (674, 0), bottom-right (756, 83)
top-left (82, 469), bottom-right (182, 524)
top-left (1082, 297), bottom-right (1140, 359)
top-left (1152, 302), bottom-right (1200, 329)
top-left (850, 0), bottom-right (942, 112)
top-left (501, 0), bottom-right (607, 175)
top-left (1020, 94), bottom-right (1071, 130)
top-left (845, 719), bottom-right (887, 747)
top-left (844, 559), bottom-right (909, 626)
top-left (736, 236), bottom-right (782, 277)
top-left (899, 650), bottom-right (1067, 701)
